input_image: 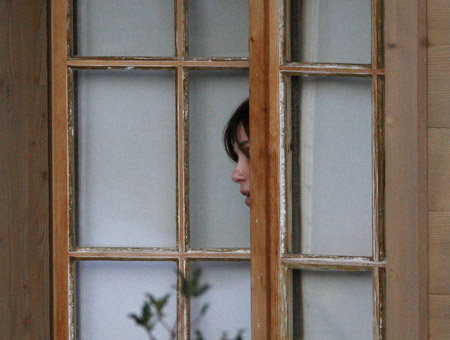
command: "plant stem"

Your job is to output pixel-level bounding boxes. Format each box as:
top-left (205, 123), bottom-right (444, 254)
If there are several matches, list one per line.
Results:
top-left (158, 316), bottom-right (176, 339)
top-left (145, 329), bottom-right (158, 340)
top-left (191, 311), bottom-right (205, 330)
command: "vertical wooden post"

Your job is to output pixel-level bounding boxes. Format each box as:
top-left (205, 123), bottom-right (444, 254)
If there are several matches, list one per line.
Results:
top-left (51, 0), bottom-right (70, 338)
top-left (249, 1), bottom-right (281, 339)
top-left (385, 0), bottom-right (428, 339)
top-left (0, 0), bottom-right (51, 339)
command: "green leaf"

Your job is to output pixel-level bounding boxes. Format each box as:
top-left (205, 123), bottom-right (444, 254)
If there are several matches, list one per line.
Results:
top-left (178, 269), bottom-right (211, 298)
top-left (194, 329), bottom-right (204, 340)
top-left (233, 329), bottom-right (245, 340)
top-left (148, 293), bottom-right (171, 317)
top-left (200, 303), bottom-right (209, 316)
top-left (220, 331), bottom-right (229, 340)
top-left (128, 313), bottom-right (145, 326)
top-left (142, 302), bottom-right (151, 323)
top-left (128, 310), bottom-right (155, 332)
top-left (193, 283), bottom-right (210, 297)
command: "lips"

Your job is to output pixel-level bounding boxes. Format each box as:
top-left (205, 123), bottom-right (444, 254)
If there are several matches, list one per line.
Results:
top-left (240, 190), bottom-right (249, 197)
top-left (241, 190), bottom-right (250, 206)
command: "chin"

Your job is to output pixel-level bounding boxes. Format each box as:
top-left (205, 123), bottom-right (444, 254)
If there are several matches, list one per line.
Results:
top-left (245, 197), bottom-right (250, 206)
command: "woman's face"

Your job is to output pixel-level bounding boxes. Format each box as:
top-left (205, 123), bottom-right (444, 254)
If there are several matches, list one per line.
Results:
top-left (231, 122), bottom-right (250, 206)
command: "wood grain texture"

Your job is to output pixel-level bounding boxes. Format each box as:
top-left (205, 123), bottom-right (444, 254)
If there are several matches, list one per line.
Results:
top-left (429, 294), bottom-right (450, 340)
top-left (428, 45), bottom-right (450, 128)
top-left (0, 0), bottom-right (50, 339)
top-left (268, 1), bottom-right (281, 340)
top-left (429, 128), bottom-right (450, 211)
top-left (249, 1), bottom-right (271, 340)
top-left (385, 0), bottom-right (428, 339)
top-left (51, 0), bottom-right (70, 338)
top-left (429, 212), bottom-right (450, 294)
top-left (428, 0), bottom-right (450, 45)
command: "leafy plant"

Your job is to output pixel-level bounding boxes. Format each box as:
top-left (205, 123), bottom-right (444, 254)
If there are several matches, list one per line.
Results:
top-left (129, 269), bottom-right (245, 340)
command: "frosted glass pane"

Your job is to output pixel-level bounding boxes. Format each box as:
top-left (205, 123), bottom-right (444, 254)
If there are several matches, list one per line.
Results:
top-left (289, 0), bottom-right (371, 64)
top-left (188, 0), bottom-right (249, 57)
top-left (76, 70), bottom-right (176, 248)
top-left (76, 261), bottom-right (177, 340)
top-left (75, 0), bottom-right (175, 57)
top-left (290, 76), bottom-right (373, 256)
top-left (190, 262), bottom-right (251, 340)
top-left (290, 270), bottom-right (373, 340)
top-left (188, 70), bottom-right (249, 249)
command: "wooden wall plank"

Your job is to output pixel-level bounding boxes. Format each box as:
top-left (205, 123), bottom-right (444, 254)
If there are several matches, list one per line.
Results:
top-left (385, 0), bottom-right (428, 339)
top-left (0, 0), bottom-right (50, 339)
top-left (428, 0), bottom-right (450, 45)
top-left (428, 45), bottom-right (450, 128)
top-left (429, 212), bottom-right (450, 294)
top-left (429, 294), bottom-right (450, 340)
top-left (428, 0), bottom-right (450, 336)
top-left (429, 128), bottom-right (450, 211)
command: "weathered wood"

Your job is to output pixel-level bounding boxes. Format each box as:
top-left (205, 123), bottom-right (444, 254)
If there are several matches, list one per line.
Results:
top-left (385, 1), bottom-right (428, 340)
top-left (429, 128), bottom-right (450, 211)
top-left (429, 211), bottom-right (450, 295)
top-left (428, 0), bottom-right (450, 45)
top-left (0, 0), bottom-right (50, 339)
top-left (429, 294), bottom-right (450, 340)
top-left (427, 0), bottom-right (450, 335)
top-left (68, 249), bottom-right (250, 260)
top-left (428, 46), bottom-right (450, 128)
top-left (268, 1), bottom-right (282, 339)
top-left (67, 59), bottom-right (249, 68)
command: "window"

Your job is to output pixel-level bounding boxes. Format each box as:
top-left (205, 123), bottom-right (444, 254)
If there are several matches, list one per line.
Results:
top-left (247, 1), bottom-right (385, 339)
top-left (53, 1), bottom-right (251, 339)
top-left (283, 1), bottom-right (385, 339)
top-left (52, 1), bottom-right (428, 340)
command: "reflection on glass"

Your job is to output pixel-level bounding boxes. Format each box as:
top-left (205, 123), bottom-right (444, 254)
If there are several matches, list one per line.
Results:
top-left (188, 0), bottom-right (249, 57)
top-left (76, 261), bottom-right (177, 340)
top-left (289, 269), bottom-right (373, 340)
top-left (74, 0), bottom-right (175, 57)
top-left (75, 69), bottom-right (176, 248)
top-left (188, 70), bottom-right (249, 249)
top-left (289, 0), bottom-right (371, 64)
top-left (190, 262), bottom-right (251, 340)
top-left (290, 76), bottom-right (373, 256)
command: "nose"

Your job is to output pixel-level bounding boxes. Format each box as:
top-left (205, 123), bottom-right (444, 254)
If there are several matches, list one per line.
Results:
top-left (231, 162), bottom-right (246, 183)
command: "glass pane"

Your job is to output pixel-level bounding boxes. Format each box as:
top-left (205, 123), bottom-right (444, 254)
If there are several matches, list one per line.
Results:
top-left (188, 0), bottom-right (249, 58)
top-left (289, 269), bottom-right (373, 340)
top-left (290, 76), bottom-right (373, 256)
top-left (188, 70), bottom-right (249, 249)
top-left (190, 262), bottom-right (251, 340)
top-left (76, 261), bottom-right (177, 340)
top-left (74, 0), bottom-right (175, 57)
top-left (75, 69), bottom-right (176, 248)
top-left (289, 0), bottom-right (371, 64)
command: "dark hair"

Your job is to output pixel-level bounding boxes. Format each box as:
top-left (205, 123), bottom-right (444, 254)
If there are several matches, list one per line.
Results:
top-left (223, 99), bottom-right (249, 162)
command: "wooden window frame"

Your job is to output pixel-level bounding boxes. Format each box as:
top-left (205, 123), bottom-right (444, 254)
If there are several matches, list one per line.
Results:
top-left (249, 1), bottom-right (427, 340)
top-left (52, 0), bottom-right (428, 340)
top-left (52, 1), bottom-right (250, 339)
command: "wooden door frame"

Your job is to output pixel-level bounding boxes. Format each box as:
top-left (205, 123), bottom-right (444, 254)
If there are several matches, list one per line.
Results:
top-left (249, 1), bottom-right (428, 340)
